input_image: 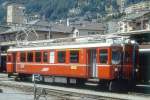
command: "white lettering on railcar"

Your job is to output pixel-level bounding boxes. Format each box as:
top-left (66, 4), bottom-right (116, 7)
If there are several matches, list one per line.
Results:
top-left (41, 68), bottom-right (49, 72)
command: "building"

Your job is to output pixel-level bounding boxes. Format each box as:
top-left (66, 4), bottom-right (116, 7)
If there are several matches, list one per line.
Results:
top-left (0, 21), bottom-right (106, 43)
top-left (72, 22), bottom-right (106, 37)
top-left (7, 4), bottom-right (26, 24)
top-left (107, 20), bottom-right (120, 33)
top-left (0, 23), bottom-right (73, 44)
top-left (118, 11), bottom-right (150, 33)
top-left (116, 0), bottom-right (125, 13)
top-left (0, 22), bottom-right (73, 72)
top-left (124, 1), bottom-right (150, 14)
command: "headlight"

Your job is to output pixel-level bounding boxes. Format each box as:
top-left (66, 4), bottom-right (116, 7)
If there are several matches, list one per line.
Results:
top-left (135, 68), bottom-right (139, 72)
top-left (115, 68), bottom-right (118, 72)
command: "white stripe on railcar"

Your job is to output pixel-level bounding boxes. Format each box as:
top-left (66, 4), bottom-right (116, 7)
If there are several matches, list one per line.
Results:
top-left (139, 49), bottom-right (150, 53)
top-left (7, 63), bottom-right (88, 66)
top-left (8, 43), bottom-right (121, 52)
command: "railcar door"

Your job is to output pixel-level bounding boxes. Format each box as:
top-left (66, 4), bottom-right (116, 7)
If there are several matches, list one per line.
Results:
top-left (88, 49), bottom-right (97, 78)
top-left (12, 52), bottom-right (17, 72)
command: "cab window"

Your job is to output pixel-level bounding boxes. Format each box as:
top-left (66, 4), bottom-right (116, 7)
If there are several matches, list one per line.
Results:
top-left (70, 50), bottom-right (79, 63)
top-left (99, 49), bottom-right (108, 64)
top-left (112, 50), bottom-right (121, 64)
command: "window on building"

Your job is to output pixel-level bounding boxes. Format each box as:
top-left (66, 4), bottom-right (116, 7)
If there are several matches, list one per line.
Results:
top-left (99, 49), bottom-right (108, 64)
top-left (27, 52), bottom-right (33, 62)
top-left (70, 50), bottom-right (79, 63)
top-left (35, 51), bottom-right (41, 62)
top-left (58, 51), bottom-right (66, 63)
top-left (88, 32), bottom-right (91, 35)
top-left (43, 51), bottom-right (48, 63)
top-left (20, 52), bottom-right (26, 62)
top-left (50, 34), bottom-right (53, 39)
top-left (45, 34), bottom-right (48, 39)
top-left (96, 32), bottom-right (99, 34)
top-left (91, 32), bottom-right (95, 34)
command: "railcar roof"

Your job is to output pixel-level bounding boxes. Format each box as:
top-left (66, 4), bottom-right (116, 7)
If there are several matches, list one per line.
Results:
top-left (8, 42), bottom-right (121, 52)
top-left (139, 49), bottom-right (150, 53)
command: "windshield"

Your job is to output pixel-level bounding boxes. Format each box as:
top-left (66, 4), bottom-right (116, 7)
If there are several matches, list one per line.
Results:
top-left (112, 50), bottom-right (121, 65)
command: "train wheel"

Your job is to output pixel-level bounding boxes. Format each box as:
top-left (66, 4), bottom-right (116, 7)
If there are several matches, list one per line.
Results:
top-left (76, 78), bottom-right (86, 85)
top-left (98, 80), bottom-right (109, 90)
top-left (128, 80), bottom-right (136, 91)
top-left (109, 80), bottom-right (132, 92)
top-left (109, 80), bottom-right (123, 92)
top-left (8, 73), bottom-right (12, 78)
top-left (18, 74), bottom-right (25, 81)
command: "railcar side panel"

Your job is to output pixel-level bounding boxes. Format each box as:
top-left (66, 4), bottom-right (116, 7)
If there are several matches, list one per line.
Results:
top-left (15, 48), bottom-right (89, 78)
top-left (96, 48), bottom-right (115, 80)
top-left (6, 52), bottom-right (13, 73)
top-left (16, 64), bottom-right (88, 78)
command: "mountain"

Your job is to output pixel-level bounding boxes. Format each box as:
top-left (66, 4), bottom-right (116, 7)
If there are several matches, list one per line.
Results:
top-left (0, 0), bottom-right (147, 22)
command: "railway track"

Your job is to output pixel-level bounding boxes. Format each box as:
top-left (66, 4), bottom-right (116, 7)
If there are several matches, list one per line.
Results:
top-left (0, 80), bottom-right (118, 100)
top-left (0, 73), bottom-right (150, 100)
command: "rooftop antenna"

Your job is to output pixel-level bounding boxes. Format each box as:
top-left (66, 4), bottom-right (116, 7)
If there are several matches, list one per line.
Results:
top-left (15, 24), bottom-right (39, 46)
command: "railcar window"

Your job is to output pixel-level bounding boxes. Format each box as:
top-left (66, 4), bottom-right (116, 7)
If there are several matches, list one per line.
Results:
top-left (20, 52), bottom-right (26, 62)
top-left (58, 51), bottom-right (66, 63)
top-left (99, 49), bottom-right (108, 64)
top-left (35, 52), bottom-right (41, 62)
top-left (27, 52), bottom-right (33, 62)
top-left (43, 51), bottom-right (48, 63)
top-left (112, 50), bottom-right (121, 64)
top-left (70, 50), bottom-right (79, 63)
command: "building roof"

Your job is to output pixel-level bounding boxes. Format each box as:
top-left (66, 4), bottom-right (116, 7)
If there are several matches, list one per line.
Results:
top-left (0, 23), bottom-right (73, 35)
top-left (0, 20), bottom-right (106, 35)
top-left (29, 19), bottom-right (50, 27)
top-left (51, 24), bottom-right (73, 33)
top-left (72, 22), bottom-right (105, 31)
top-left (28, 20), bottom-right (73, 33)
top-left (0, 25), bottom-right (11, 33)
top-left (124, 11), bottom-right (150, 20)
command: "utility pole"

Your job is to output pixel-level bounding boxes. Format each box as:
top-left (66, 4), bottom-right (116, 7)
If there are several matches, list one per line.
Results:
top-left (49, 23), bottom-right (51, 39)
top-left (32, 74), bottom-right (47, 100)
top-left (33, 74), bottom-right (37, 100)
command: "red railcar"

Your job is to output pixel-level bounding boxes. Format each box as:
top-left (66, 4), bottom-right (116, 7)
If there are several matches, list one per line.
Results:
top-left (6, 39), bottom-right (139, 91)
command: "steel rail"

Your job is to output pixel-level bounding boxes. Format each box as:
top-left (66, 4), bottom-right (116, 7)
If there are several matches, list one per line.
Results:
top-left (0, 79), bottom-right (150, 100)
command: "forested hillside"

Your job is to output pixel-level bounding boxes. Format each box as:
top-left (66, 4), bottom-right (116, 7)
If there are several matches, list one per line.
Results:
top-left (0, 0), bottom-right (147, 22)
